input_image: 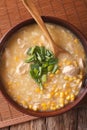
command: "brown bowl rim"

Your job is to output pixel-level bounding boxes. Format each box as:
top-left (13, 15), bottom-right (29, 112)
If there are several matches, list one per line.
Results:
top-left (0, 16), bottom-right (87, 117)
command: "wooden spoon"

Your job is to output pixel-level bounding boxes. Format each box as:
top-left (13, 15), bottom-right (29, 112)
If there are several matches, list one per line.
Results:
top-left (22, 0), bottom-right (67, 56)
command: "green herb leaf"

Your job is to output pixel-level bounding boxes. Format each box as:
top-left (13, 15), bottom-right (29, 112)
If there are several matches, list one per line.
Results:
top-left (36, 52), bottom-right (42, 62)
top-left (52, 64), bottom-right (58, 73)
top-left (25, 54), bottom-right (36, 63)
top-left (25, 46), bottom-right (59, 90)
top-left (27, 46), bottom-right (35, 55)
top-left (39, 83), bottom-right (43, 90)
top-left (41, 74), bottom-right (47, 83)
top-left (48, 58), bottom-right (58, 65)
top-left (42, 62), bottom-right (48, 68)
top-left (38, 67), bottom-right (42, 76)
top-left (48, 65), bottom-right (54, 72)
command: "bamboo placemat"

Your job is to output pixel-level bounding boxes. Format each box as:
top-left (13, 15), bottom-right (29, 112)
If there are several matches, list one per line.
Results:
top-left (0, 0), bottom-right (87, 128)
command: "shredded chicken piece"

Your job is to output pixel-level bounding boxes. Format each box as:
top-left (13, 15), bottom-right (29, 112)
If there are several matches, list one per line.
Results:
top-left (78, 58), bottom-right (84, 69)
top-left (17, 38), bottom-right (28, 48)
top-left (78, 81), bottom-right (82, 88)
top-left (16, 61), bottom-right (29, 75)
top-left (62, 65), bottom-right (80, 76)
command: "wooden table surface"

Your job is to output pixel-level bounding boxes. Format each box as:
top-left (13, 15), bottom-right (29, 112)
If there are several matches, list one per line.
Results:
top-left (0, 0), bottom-right (87, 130)
top-left (1, 98), bottom-right (87, 130)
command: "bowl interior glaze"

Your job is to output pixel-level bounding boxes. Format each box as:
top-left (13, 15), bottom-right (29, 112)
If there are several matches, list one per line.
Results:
top-left (0, 16), bottom-right (87, 117)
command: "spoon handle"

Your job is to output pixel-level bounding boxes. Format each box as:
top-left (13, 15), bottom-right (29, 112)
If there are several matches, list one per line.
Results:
top-left (22, 0), bottom-right (54, 52)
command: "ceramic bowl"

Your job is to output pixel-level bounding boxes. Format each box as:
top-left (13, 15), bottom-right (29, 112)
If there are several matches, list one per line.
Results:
top-left (0, 16), bottom-right (87, 117)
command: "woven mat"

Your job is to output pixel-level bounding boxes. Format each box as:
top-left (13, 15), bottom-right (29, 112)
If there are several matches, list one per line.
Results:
top-left (0, 0), bottom-right (87, 128)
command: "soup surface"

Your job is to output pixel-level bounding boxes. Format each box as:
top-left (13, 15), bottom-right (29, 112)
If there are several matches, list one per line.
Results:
top-left (0, 23), bottom-right (86, 111)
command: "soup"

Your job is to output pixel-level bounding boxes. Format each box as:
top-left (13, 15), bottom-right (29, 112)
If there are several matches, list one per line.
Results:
top-left (0, 23), bottom-right (86, 111)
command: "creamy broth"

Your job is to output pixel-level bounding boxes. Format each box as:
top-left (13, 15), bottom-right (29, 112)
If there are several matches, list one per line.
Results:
top-left (0, 23), bottom-right (86, 111)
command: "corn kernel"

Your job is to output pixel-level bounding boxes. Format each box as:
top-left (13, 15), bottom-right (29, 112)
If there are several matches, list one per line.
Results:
top-left (59, 62), bottom-right (62, 67)
top-left (54, 87), bottom-right (59, 92)
top-left (75, 50), bottom-right (78, 54)
top-left (64, 91), bottom-right (68, 96)
top-left (78, 75), bottom-right (83, 79)
top-left (19, 53), bottom-right (24, 58)
top-left (59, 92), bottom-right (64, 98)
top-left (51, 102), bottom-right (55, 105)
top-left (70, 94), bottom-right (75, 101)
top-left (47, 93), bottom-right (51, 99)
top-left (40, 90), bottom-right (44, 94)
top-left (76, 79), bottom-right (81, 84)
top-left (72, 76), bottom-right (77, 80)
top-left (41, 103), bottom-right (46, 107)
top-left (47, 101), bottom-right (51, 106)
top-left (51, 85), bottom-right (57, 92)
top-left (7, 82), bottom-right (12, 86)
top-left (64, 76), bottom-right (69, 80)
top-left (41, 103), bottom-right (47, 110)
top-left (67, 88), bottom-right (71, 93)
top-left (56, 105), bottom-right (60, 109)
top-left (75, 91), bottom-right (79, 96)
top-left (71, 98), bottom-right (75, 102)
top-left (55, 69), bottom-right (60, 74)
top-left (69, 77), bottom-right (73, 82)
top-left (66, 95), bottom-right (70, 100)
top-left (21, 101), bottom-right (26, 106)
top-left (17, 95), bottom-right (21, 101)
top-left (55, 92), bottom-right (59, 97)
top-left (39, 42), bottom-right (43, 46)
top-left (79, 71), bottom-right (83, 75)
top-left (33, 41), bottom-right (36, 44)
top-left (64, 100), bottom-right (69, 105)
top-left (33, 39), bottom-right (38, 44)
top-left (12, 82), bottom-right (19, 87)
top-left (44, 83), bottom-right (48, 88)
top-left (66, 83), bottom-right (70, 88)
top-left (74, 38), bottom-right (78, 44)
top-left (63, 58), bottom-right (67, 63)
top-left (59, 103), bottom-right (64, 107)
top-left (49, 73), bottom-right (54, 78)
top-left (50, 91), bottom-right (55, 97)
top-left (50, 102), bottom-right (56, 110)
top-left (51, 106), bottom-right (56, 110)
top-left (35, 87), bottom-right (40, 93)
top-left (29, 104), bottom-right (32, 109)
top-left (28, 96), bottom-right (32, 101)
top-left (59, 98), bottom-right (64, 107)
top-left (71, 94), bottom-right (74, 98)
top-left (14, 56), bottom-right (19, 62)
top-left (32, 105), bottom-right (38, 111)
top-left (66, 60), bottom-right (72, 65)
top-left (59, 98), bottom-right (64, 104)
top-left (73, 61), bottom-right (78, 67)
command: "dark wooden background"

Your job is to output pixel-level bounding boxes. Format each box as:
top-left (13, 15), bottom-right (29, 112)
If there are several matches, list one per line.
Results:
top-left (0, 0), bottom-right (87, 130)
